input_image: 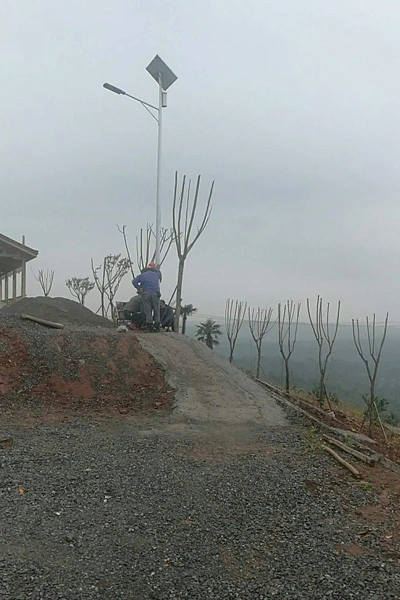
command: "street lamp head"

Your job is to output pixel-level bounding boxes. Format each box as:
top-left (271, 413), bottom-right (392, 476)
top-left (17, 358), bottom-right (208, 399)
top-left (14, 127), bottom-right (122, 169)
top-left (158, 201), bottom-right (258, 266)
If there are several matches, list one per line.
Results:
top-left (103, 82), bottom-right (126, 95)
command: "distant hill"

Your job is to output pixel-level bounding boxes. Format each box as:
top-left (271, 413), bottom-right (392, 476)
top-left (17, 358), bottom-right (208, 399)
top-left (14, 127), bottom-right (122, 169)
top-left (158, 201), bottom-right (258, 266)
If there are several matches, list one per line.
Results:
top-left (185, 320), bottom-right (400, 418)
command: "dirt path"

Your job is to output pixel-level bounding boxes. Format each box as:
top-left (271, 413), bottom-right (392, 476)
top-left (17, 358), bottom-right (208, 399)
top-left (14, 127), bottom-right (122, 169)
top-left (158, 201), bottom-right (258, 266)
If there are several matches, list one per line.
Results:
top-left (136, 332), bottom-right (287, 427)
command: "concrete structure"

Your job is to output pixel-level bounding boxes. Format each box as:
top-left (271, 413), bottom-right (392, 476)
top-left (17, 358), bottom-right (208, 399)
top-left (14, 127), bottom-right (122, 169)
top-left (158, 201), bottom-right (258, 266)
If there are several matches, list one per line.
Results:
top-left (0, 233), bottom-right (38, 305)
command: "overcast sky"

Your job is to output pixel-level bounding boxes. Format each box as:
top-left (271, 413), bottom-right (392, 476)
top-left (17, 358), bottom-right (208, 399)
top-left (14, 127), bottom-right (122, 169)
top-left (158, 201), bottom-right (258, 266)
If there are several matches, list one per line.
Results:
top-left (2, 0), bottom-right (400, 322)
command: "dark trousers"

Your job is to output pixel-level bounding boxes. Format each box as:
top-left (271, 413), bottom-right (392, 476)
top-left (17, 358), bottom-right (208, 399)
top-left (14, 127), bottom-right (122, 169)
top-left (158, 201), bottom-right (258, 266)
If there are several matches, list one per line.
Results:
top-left (141, 292), bottom-right (160, 325)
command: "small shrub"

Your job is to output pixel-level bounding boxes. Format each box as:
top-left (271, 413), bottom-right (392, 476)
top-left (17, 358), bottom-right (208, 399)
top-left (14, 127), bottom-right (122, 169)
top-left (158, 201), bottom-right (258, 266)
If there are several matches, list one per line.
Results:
top-left (362, 394), bottom-right (388, 425)
top-left (302, 426), bottom-right (322, 451)
top-left (359, 481), bottom-right (372, 493)
top-left (385, 412), bottom-right (399, 427)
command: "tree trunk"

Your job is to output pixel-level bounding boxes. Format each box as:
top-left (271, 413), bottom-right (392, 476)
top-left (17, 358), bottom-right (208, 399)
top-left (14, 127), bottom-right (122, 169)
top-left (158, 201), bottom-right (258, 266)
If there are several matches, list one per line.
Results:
top-left (229, 349), bottom-right (234, 363)
top-left (256, 346), bottom-right (261, 379)
top-left (285, 360), bottom-right (290, 393)
top-left (182, 313), bottom-right (187, 335)
top-left (174, 259), bottom-right (185, 333)
top-left (370, 381), bottom-right (375, 403)
top-left (369, 381), bottom-right (375, 433)
top-left (318, 372), bottom-right (324, 406)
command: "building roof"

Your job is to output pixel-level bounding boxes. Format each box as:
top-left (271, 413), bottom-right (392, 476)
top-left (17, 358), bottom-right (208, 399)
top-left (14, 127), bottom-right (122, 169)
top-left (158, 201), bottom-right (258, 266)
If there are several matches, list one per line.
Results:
top-left (0, 233), bottom-right (38, 258)
top-left (0, 233), bottom-right (38, 275)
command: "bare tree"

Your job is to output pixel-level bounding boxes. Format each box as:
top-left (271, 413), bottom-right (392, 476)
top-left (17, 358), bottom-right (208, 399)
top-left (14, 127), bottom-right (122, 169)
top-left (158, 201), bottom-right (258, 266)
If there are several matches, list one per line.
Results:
top-left (117, 223), bottom-right (174, 277)
top-left (65, 277), bottom-right (95, 306)
top-left (33, 269), bottom-right (54, 297)
top-left (91, 254), bottom-right (131, 319)
top-left (135, 224), bottom-right (174, 272)
top-left (172, 172), bottom-right (214, 332)
top-left (306, 296), bottom-right (341, 407)
top-left (352, 313), bottom-right (389, 436)
top-left (248, 307), bottom-right (274, 378)
top-left (278, 301), bottom-right (301, 393)
top-left (225, 299), bottom-right (247, 363)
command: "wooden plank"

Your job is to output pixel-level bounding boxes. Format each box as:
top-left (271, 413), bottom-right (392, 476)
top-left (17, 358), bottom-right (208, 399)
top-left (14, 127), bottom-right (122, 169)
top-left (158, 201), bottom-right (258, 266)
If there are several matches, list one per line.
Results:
top-left (322, 444), bottom-right (362, 479)
top-left (322, 434), bottom-right (377, 465)
top-left (21, 313), bottom-right (65, 329)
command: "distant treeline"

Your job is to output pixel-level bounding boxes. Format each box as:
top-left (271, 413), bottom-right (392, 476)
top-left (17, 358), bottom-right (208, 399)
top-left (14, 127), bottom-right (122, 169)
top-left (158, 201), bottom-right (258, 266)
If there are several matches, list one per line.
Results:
top-left (187, 321), bottom-right (400, 417)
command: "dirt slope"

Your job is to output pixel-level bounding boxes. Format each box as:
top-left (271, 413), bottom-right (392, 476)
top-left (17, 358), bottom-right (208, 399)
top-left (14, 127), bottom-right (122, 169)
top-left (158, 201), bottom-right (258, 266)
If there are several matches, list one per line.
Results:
top-left (137, 332), bottom-right (287, 427)
top-left (0, 319), bottom-right (171, 420)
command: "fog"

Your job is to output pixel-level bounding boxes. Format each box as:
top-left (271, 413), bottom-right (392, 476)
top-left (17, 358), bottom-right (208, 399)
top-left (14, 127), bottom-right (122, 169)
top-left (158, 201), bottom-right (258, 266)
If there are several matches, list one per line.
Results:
top-left (2, 1), bottom-right (400, 321)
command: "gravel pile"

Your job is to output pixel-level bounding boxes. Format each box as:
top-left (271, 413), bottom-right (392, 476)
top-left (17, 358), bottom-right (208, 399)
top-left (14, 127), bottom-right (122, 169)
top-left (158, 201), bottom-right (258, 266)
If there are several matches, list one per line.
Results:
top-left (1, 420), bottom-right (399, 599)
top-left (0, 314), bottom-right (171, 416)
top-left (1, 297), bottom-right (113, 327)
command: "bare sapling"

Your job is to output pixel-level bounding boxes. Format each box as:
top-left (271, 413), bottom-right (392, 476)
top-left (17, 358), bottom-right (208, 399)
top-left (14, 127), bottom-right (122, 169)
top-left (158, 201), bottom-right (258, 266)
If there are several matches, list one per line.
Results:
top-left (33, 269), bottom-right (54, 297)
top-left (248, 307), bottom-right (274, 378)
top-left (352, 313), bottom-right (389, 438)
top-left (225, 299), bottom-right (247, 363)
top-left (306, 295), bottom-right (341, 408)
top-left (65, 277), bottom-right (95, 306)
top-left (117, 223), bottom-right (173, 281)
top-left (135, 224), bottom-right (174, 272)
top-left (172, 172), bottom-right (214, 332)
top-left (278, 301), bottom-right (301, 393)
top-left (91, 254), bottom-right (131, 319)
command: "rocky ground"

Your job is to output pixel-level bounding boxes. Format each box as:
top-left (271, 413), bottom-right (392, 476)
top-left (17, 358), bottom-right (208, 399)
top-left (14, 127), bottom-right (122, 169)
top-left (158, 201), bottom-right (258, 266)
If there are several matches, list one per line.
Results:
top-left (1, 299), bottom-right (400, 599)
top-left (1, 416), bottom-right (400, 600)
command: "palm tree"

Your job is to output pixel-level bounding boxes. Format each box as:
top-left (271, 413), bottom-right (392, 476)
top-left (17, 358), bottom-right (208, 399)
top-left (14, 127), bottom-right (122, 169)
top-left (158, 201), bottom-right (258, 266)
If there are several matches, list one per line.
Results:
top-left (181, 303), bottom-right (197, 334)
top-left (195, 319), bottom-right (222, 350)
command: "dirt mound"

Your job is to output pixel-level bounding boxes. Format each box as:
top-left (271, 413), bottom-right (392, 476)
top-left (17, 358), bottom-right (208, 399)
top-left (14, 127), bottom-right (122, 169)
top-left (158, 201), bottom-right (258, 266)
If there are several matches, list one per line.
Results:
top-left (1, 296), bottom-right (113, 327)
top-left (0, 322), bottom-right (172, 422)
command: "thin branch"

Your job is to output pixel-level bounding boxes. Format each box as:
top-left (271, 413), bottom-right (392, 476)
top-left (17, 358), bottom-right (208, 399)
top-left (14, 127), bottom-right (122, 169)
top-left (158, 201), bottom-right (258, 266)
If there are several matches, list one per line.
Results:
top-left (117, 225), bottom-right (135, 278)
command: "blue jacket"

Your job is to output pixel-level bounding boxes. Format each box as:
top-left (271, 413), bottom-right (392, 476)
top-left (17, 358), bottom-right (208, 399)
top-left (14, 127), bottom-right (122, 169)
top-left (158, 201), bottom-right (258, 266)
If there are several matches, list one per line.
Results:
top-left (132, 268), bottom-right (161, 294)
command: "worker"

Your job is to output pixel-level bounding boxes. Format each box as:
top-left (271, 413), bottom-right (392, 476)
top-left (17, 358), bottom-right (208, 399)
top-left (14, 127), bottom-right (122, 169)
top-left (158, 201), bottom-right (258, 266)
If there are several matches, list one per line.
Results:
top-left (132, 261), bottom-right (162, 332)
top-left (160, 300), bottom-right (175, 331)
top-left (123, 289), bottom-right (142, 316)
top-left (123, 289), bottom-right (144, 329)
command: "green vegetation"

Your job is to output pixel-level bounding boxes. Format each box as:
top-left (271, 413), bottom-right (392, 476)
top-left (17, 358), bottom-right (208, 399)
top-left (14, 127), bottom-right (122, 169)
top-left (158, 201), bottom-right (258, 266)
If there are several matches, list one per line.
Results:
top-left (180, 303), bottom-right (197, 335)
top-left (302, 426), bottom-right (322, 451)
top-left (359, 481), bottom-right (373, 493)
top-left (195, 319), bottom-right (222, 350)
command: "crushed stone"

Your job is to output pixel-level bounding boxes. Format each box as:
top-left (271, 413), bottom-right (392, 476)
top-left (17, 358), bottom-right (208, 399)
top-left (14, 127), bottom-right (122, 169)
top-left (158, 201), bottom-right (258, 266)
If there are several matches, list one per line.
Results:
top-left (1, 420), bottom-right (399, 599)
top-left (1, 296), bottom-right (114, 327)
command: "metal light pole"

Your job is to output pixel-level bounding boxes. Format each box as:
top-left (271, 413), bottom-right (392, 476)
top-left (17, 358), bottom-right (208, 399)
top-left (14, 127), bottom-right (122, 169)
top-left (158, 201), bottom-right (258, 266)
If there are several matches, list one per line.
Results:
top-left (155, 74), bottom-right (163, 269)
top-left (103, 55), bottom-right (177, 268)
